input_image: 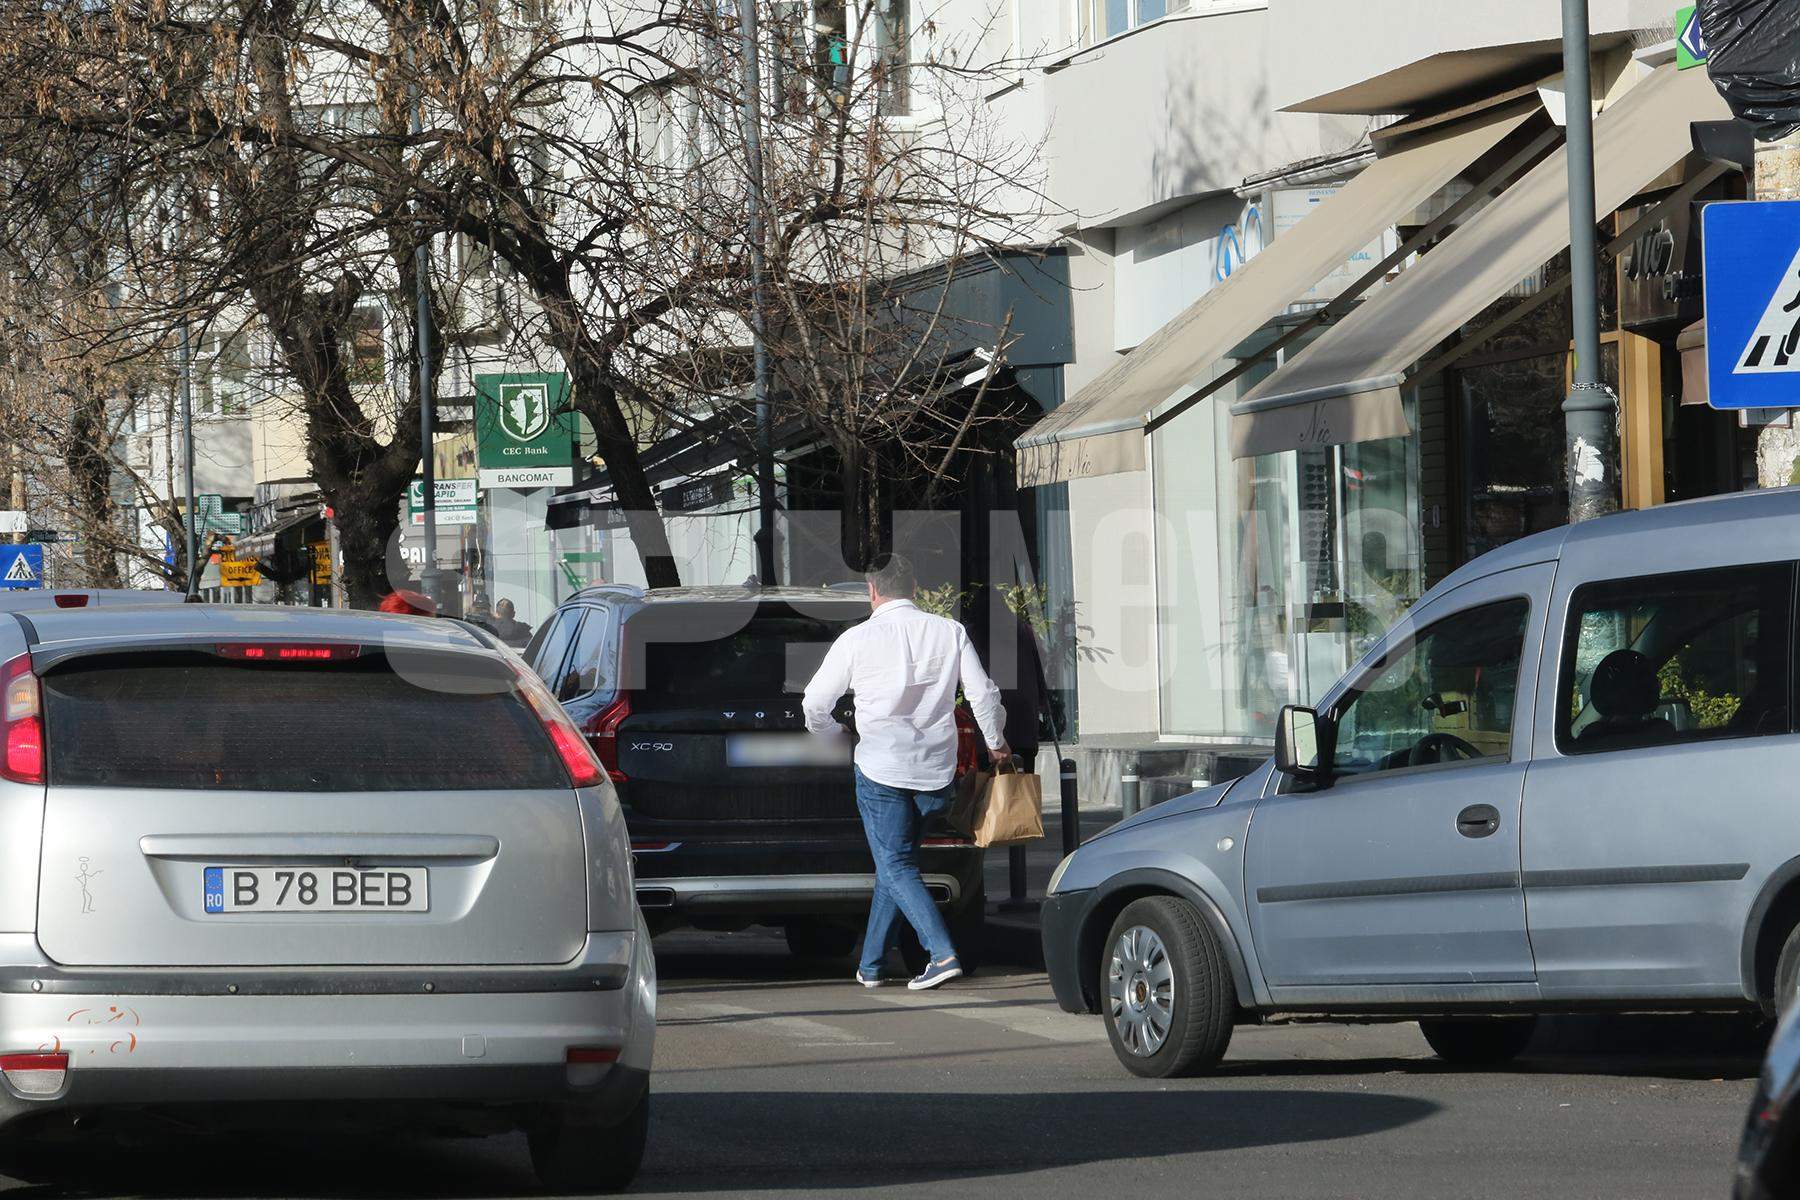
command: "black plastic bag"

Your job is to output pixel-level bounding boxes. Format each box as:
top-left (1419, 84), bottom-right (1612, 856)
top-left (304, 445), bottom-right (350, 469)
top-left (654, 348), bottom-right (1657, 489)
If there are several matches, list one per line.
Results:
top-left (1701, 0), bottom-right (1800, 139)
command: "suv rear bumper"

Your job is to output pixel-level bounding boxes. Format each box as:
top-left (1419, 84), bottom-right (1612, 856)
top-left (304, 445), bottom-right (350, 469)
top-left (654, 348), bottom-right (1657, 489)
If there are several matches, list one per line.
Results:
top-left (0, 929), bottom-right (655, 1132)
top-left (636, 871), bottom-right (968, 916)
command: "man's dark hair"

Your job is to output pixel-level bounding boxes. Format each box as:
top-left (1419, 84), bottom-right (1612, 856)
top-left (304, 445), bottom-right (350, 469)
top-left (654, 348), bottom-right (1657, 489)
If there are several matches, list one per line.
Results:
top-left (866, 553), bottom-right (917, 599)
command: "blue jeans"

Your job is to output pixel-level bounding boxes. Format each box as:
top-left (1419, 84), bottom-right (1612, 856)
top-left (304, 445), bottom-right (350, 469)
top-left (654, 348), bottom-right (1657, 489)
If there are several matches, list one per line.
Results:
top-left (854, 767), bottom-right (957, 974)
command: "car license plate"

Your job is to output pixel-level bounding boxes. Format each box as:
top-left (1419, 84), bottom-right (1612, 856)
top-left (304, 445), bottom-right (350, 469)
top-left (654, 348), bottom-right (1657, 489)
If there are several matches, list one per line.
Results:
top-left (726, 733), bottom-right (851, 767)
top-left (202, 866), bottom-right (429, 914)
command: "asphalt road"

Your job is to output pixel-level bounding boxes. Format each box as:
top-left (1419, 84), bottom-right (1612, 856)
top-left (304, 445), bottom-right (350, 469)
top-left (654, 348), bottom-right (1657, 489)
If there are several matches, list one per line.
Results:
top-left (0, 926), bottom-right (1767, 1199)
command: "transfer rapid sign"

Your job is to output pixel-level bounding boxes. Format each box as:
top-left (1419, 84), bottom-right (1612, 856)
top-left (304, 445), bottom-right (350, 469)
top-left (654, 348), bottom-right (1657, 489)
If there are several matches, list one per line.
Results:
top-left (1702, 200), bottom-right (1800, 409)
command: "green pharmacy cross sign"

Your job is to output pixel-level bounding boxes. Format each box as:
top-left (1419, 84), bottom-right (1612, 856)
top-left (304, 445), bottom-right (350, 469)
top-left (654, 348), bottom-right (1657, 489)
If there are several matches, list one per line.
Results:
top-left (475, 372), bottom-right (575, 489)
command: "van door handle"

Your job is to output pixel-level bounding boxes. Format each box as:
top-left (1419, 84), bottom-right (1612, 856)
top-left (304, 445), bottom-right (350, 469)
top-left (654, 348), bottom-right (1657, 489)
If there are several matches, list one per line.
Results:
top-left (1456, 805), bottom-right (1500, 839)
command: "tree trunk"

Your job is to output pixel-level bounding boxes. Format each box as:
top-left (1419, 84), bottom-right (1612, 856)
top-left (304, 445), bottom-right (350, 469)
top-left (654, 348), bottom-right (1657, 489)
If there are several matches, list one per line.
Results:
top-left (569, 367), bottom-right (680, 589)
top-left (329, 485), bottom-right (403, 609)
top-left (62, 384), bottom-right (122, 588)
top-left (839, 438), bottom-right (884, 571)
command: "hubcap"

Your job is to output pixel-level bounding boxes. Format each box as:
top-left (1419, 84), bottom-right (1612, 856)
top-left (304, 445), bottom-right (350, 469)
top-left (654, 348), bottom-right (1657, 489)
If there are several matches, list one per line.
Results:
top-left (1107, 925), bottom-right (1175, 1057)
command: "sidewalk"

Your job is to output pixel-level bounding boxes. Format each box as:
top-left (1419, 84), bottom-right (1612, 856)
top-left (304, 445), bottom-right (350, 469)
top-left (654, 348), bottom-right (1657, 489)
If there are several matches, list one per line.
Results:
top-left (980, 807), bottom-right (1121, 969)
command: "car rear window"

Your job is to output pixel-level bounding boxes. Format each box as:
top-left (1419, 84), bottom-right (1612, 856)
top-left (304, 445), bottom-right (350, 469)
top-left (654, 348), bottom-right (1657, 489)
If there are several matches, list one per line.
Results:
top-left (41, 649), bottom-right (568, 791)
top-left (625, 603), bottom-right (861, 709)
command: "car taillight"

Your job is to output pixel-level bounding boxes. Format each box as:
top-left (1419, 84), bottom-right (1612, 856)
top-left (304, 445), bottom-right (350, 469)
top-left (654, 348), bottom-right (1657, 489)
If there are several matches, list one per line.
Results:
top-left (215, 643), bottom-right (360, 661)
top-left (0, 1051), bottom-right (66, 1096)
top-left (587, 695), bottom-right (631, 783)
top-left (51, 594), bottom-right (87, 609)
top-left (564, 1045), bottom-right (619, 1088)
top-left (509, 667), bottom-right (604, 788)
top-left (954, 704), bottom-right (979, 777)
top-left (1, 656), bottom-right (43, 785)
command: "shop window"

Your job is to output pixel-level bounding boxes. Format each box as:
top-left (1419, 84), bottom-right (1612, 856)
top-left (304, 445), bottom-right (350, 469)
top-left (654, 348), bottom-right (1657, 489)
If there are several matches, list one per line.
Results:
top-left (1557, 563), bottom-right (1794, 754)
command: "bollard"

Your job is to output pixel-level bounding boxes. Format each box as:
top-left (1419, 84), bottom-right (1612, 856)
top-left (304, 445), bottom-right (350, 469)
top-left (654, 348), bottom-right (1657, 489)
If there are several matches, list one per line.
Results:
top-left (1001, 844), bottom-right (1032, 912)
top-left (1120, 758), bottom-right (1140, 820)
top-left (1060, 757), bottom-right (1080, 857)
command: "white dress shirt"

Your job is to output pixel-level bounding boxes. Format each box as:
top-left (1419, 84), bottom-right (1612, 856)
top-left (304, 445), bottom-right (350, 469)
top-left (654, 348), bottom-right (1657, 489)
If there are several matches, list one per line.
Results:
top-left (802, 598), bottom-right (1007, 792)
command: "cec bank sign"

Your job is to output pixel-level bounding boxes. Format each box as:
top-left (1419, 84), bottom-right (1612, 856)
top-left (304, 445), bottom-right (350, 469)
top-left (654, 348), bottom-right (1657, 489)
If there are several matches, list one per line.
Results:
top-left (476, 372), bottom-right (575, 489)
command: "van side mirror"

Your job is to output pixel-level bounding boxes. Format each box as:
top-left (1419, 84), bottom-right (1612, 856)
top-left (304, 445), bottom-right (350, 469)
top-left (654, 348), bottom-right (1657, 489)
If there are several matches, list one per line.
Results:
top-left (1274, 705), bottom-right (1330, 783)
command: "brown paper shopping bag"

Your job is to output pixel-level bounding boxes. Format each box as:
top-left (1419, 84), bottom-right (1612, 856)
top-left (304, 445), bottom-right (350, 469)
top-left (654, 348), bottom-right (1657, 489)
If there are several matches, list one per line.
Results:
top-left (964, 757), bottom-right (1045, 848)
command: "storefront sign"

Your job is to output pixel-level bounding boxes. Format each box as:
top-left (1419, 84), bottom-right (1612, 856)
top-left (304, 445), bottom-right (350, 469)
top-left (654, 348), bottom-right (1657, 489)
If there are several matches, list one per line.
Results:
top-left (659, 472), bottom-right (737, 514)
top-left (407, 478), bottom-right (480, 526)
top-left (1675, 6), bottom-right (1708, 69)
top-left (219, 554), bottom-right (262, 587)
top-left (475, 372), bottom-right (574, 489)
top-left (1618, 195), bottom-right (1706, 331)
top-left (309, 540), bottom-right (332, 586)
top-left (1272, 188), bottom-right (1386, 305)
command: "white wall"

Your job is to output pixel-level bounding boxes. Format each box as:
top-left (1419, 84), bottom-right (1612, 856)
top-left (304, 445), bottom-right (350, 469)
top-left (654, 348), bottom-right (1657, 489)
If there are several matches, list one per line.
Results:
top-left (1044, 7), bottom-right (1369, 229)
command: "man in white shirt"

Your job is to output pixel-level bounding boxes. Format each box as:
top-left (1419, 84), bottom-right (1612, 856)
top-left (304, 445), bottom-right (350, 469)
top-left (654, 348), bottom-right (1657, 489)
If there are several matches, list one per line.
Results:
top-left (802, 554), bottom-right (1009, 990)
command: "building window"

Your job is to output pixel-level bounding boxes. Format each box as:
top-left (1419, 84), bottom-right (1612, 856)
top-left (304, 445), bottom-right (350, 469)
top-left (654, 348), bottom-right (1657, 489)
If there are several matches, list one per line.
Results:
top-left (872, 0), bottom-right (910, 116)
top-left (1086, 0), bottom-right (1187, 44)
top-left (196, 332), bottom-right (254, 418)
top-left (345, 308), bottom-right (386, 386)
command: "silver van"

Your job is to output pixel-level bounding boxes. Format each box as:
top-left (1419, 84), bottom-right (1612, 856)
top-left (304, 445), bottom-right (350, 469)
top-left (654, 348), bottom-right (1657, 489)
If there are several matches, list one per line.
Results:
top-left (1043, 487), bottom-right (1800, 1078)
top-left (0, 604), bottom-right (653, 1190)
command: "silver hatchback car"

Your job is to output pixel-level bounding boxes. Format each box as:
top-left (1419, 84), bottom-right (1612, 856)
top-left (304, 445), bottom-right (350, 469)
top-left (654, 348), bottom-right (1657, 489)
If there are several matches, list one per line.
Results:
top-left (1044, 487), bottom-right (1800, 1078)
top-left (0, 604), bottom-right (653, 1190)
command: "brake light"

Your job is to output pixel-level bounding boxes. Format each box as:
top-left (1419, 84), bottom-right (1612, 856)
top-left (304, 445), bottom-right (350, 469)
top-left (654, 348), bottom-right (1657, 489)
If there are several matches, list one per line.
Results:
top-left (215, 643), bottom-right (360, 661)
top-left (0, 1051), bottom-right (66, 1096)
top-left (954, 704), bottom-right (979, 778)
top-left (587, 695), bottom-right (631, 783)
top-left (509, 665), bottom-right (604, 788)
top-left (50, 594), bottom-right (87, 609)
top-left (1, 656), bottom-right (43, 785)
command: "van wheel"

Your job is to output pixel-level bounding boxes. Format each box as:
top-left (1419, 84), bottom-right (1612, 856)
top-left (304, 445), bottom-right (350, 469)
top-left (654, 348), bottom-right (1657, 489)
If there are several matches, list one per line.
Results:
top-left (1101, 896), bottom-right (1234, 1078)
top-left (528, 1090), bottom-right (649, 1194)
top-left (1418, 1017), bottom-right (1538, 1067)
top-left (783, 920), bottom-right (857, 961)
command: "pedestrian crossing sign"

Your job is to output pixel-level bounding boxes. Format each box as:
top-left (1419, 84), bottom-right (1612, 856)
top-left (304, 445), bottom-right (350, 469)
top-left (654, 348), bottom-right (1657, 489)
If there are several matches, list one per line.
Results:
top-left (0, 545), bottom-right (43, 589)
top-left (1702, 200), bottom-right (1800, 409)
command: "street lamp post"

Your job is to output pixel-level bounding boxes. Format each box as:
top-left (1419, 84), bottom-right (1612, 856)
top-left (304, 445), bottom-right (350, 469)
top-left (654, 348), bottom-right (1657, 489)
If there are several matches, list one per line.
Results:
top-left (1559, 0), bottom-right (1619, 523)
top-left (412, 83), bottom-right (447, 609)
top-left (179, 320), bottom-right (198, 600)
top-left (736, 0), bottom-right (780, 586)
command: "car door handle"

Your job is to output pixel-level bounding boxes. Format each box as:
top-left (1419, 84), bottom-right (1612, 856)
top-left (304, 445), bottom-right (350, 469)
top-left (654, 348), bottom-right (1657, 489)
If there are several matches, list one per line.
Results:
top-left (1456, 805), bottom-right (1500, 839)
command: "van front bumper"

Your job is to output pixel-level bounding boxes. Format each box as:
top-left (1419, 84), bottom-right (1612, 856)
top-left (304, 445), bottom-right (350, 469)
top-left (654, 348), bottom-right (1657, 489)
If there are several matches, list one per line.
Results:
top-left (0, 930), bottom-right (655, 1131)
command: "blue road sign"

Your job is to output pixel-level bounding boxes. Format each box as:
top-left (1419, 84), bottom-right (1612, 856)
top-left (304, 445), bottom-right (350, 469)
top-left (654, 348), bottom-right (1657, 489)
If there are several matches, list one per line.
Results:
top-left (0, 545), bottom-right (44, 589)
top-left (1703, 200), bottom-right (1800, 409)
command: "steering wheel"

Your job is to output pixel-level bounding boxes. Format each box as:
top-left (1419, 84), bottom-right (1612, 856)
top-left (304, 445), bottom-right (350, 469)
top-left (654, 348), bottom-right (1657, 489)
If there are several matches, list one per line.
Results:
top-left (1408, 731), bottom-right (1482, 767)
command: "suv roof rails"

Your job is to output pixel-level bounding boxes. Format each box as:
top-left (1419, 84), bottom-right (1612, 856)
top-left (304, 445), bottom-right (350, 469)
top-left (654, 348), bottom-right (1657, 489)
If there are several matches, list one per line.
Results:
top-left (571, 582), bottom-right (647, 601)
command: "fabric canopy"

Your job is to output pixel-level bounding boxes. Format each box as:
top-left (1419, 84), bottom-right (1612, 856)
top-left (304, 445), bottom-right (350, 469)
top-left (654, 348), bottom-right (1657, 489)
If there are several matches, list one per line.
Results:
top-left (1230, 62), bottom-right (1729, 458)
top-left (1012, 104), bottom-right (1532, 486)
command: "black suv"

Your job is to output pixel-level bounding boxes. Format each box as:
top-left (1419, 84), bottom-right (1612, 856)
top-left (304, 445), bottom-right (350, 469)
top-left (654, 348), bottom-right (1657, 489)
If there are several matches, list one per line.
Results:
top-left (525, 584), bottom-right (987, 963)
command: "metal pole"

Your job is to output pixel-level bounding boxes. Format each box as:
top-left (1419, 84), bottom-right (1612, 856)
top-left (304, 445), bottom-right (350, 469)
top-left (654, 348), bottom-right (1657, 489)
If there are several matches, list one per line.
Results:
top-left (1059, 757), bottom-right (1080, 857)
top-left (736, 0), bottom-right (779, 586)
top-left (179, 322), bottom-right (198, 600)
top-left (1119, 755), bottom-right (1140, 820)
top-left (1559, 0), bottom-right (1619, 523)
top-left (410, 85), bottom-right (445, 610)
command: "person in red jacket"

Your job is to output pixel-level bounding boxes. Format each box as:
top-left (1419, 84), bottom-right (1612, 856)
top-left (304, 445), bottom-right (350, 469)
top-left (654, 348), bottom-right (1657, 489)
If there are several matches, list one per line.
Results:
top-left (377, 589), bottom-right (434, 616)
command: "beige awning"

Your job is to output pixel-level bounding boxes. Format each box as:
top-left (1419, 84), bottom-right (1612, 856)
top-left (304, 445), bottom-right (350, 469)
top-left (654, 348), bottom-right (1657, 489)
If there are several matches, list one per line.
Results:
top-left (1230, 63), bottom-right (1729, 459)
top-left (1012, 104), bottom-right (1533, 487)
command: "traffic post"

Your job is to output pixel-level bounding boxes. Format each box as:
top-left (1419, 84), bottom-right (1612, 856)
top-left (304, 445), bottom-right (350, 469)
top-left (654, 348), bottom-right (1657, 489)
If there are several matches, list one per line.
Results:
top-left (0, 544), bottom-right (44, 590)
top-left (1702, 200), bottom-right (1800, 410)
